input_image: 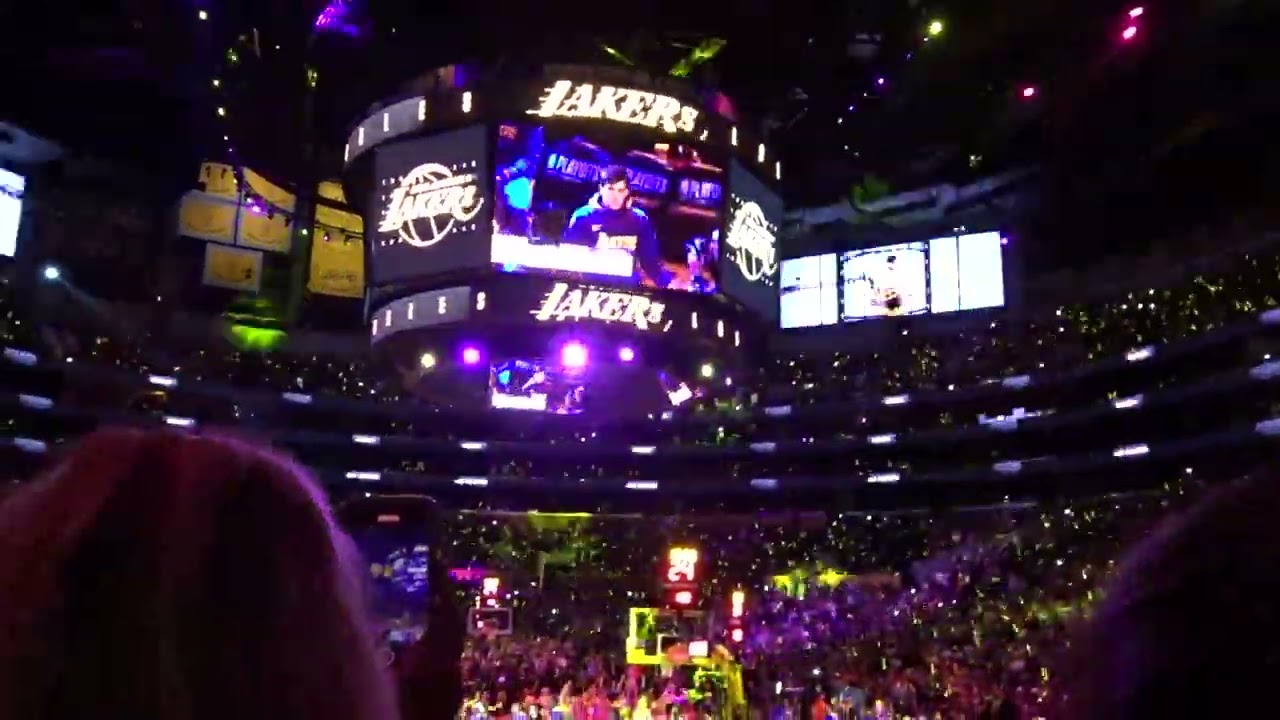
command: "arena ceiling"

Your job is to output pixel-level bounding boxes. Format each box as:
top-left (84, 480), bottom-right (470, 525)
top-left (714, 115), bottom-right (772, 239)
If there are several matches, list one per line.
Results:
top-left (1, 0), bottom-right (1275, 260)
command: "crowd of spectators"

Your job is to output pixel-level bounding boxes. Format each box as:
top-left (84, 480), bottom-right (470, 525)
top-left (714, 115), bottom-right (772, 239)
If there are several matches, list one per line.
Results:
top-left (5, 236), bottom-right (1277, 420)
top-left (441, 480), bottom-right (1204, 718)
top-left (3, 222), bottom-right (1279, 718)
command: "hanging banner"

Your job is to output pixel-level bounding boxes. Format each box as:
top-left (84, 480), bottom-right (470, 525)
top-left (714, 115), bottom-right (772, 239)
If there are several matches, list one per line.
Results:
top-left (241, 168), bottom-right (296, 212)
top-left (317, 180), bottom-right (347, 204)
top-left (198, 162), bottom-right (239, 199)
top-left (308, 227), bottom-right (364, 298)
top-left (177, 191), bottom-right (238, 243)
top-left (315, 203), bottom-right (363, 234)
top-left (237, 209), bottom-right (293, 253)
top-left (203, 242), bottom-right (263, 293)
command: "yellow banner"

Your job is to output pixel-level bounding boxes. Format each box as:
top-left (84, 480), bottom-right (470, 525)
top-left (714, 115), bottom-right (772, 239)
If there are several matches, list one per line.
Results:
top-left (199, 162), bottom-right (239, 199)
top-left (308, 227), bottom-right (364, 298)
top-left (203, 243), bottom-right (263, 293)
top-left (317, 180), bottom-right (348, 205)
top-left (237, 208), bottom-right (293, 253)
top-left (242, 168), bottom-right (296, 212)
top-left (178, 191), bottom-right (238, 243)
top-left (315, 203), bottom-right (363, 234)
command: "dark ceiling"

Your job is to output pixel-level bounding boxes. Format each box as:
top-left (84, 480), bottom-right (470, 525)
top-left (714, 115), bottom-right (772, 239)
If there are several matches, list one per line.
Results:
top-left (1, 0), bottom-right (1277, 263)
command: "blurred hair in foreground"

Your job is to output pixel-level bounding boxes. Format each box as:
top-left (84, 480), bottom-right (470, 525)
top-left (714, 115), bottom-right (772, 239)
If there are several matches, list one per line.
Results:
top-left (0, 428), bottom-right (397, 720)
top-left (1058, 472), bottom-right (1280, 719)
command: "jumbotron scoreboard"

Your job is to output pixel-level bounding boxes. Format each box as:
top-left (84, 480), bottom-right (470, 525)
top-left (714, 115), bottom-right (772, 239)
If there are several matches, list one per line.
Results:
top-left (340, 63), bottom-right (784, 418)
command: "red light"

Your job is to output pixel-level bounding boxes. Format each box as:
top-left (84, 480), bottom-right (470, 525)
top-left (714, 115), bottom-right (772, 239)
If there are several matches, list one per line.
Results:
top-left (674, 590), bottom-right (694, 605)
top-left (1122, 25), bottom-right (1138, 41)
top-left (730, 628), bottom-right (744, 643)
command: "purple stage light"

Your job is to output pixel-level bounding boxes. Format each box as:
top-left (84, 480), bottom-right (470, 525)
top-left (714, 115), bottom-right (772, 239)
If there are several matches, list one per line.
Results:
top-left (462, 346), bottom-right (481, 365)
top-left (618, 346), bottom-right (636, 363)
top-left (561, 342), bottom-right (588, 369)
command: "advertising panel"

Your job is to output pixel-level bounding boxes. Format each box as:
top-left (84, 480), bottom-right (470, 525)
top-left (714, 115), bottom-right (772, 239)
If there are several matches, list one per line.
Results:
top-left (492, 118), bottom-right (724, 294)
top-left (779, 232), bottom-right (1006, 329)
top-left (724, 160), bottom-right (781, 320)
top-left (0, 168), bottom-right (26, 258)
top-left (370, 124), bottom-right (491, 285)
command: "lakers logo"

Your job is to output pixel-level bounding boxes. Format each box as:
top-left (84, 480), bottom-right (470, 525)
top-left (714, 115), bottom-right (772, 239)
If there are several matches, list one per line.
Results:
top-left (378, 162), bottom-right (484, 248)
top-left (725, 201), bottom-right (777, 283)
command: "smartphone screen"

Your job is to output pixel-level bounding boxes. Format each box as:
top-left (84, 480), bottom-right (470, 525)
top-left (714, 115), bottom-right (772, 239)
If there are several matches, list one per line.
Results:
top-left (338, 494), bottom-right (441, 644)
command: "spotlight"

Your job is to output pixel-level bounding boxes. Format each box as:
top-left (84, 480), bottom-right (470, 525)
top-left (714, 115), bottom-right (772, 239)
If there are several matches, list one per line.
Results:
top-left (419, 353), bottom-right (437, 370)
top-left (1128, 6), bottom-right (1144, 19)
top-left (41, 265), bottom-right (61, 281)
top-left (561, 342), bottom-right (588, 369)
top-left (618, 346), bottom-right (635, 363)
top-left (928, 20), bottom-right (943, 36)
top-left (700, 363), bottom-right (714, 379)
top-left (1021, 86), bottom-right (1037, 99)
top-left (1121, 25), bottom-right (1138, 41)
top-left (461, 346), bottom-right (481, 365)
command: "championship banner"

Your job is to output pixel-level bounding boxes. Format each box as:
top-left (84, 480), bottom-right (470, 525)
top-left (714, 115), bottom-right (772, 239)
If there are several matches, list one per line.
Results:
top-left (177, 191), bottom-right (238, 243)
top-left (198, 162), bottom-right (239, 199)
top-left (316, 180), bottom-right (347, 204)
top-left (237, 208), bottom-right (293, 253)
top-left (241, 168), bottom-right (296, 212)
top-left (308, 227), bottom-right (364, 298)
top-left (316, 203), bottom-right (363, 233)
top-left (202, 242), bottom-right (263, 293)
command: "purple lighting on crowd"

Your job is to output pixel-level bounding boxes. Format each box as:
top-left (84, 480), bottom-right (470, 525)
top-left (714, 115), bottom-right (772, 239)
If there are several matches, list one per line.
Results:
top-left (618, 346), bottom-right (635, 363)
top-left (462, 346), bottom-right (482, 366)
top-left (561, 342), bottom-right (588, 369)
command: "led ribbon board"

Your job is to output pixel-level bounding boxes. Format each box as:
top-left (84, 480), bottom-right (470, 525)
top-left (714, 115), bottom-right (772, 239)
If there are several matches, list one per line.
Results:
top-left (378, 162), bottom-right (484, 248)
top-left (531, 282), bottom-right (667, 331)
top-left (527, 80), bottom-right (700, 134)
top-left (725, 200), bottom-right (778, 283)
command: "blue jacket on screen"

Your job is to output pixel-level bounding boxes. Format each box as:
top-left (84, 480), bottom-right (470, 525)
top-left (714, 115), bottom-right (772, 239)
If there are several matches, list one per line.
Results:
top-left (564, 194), bottom-right (668, 286)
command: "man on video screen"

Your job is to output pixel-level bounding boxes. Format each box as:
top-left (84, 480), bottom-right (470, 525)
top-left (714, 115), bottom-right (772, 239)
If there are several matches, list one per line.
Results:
top-left (564, 165), bottom-right (669, 287)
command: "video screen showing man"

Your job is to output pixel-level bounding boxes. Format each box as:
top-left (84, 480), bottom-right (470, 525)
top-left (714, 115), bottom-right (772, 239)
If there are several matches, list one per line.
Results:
top-left (491, 123), bottom-right (724, 293)
top-left (489, 359), bottom-right (586, 415)
top-left (563, 165), bottom-right (667, 288)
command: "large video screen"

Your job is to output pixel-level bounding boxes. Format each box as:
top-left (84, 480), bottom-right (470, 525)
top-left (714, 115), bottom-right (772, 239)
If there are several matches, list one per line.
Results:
top-left (489, 358), bottom-right (587, 415)
top-left (724, 160), bottom-right (782, 321)
top-left (492, 122), bottom-right (724, 293)
top-left (0, 168), bottom-right (25, 258)
top-left (779, 232), bottom-right (1005, 329)
top-left (370, 124), bottom-right (491, 285)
